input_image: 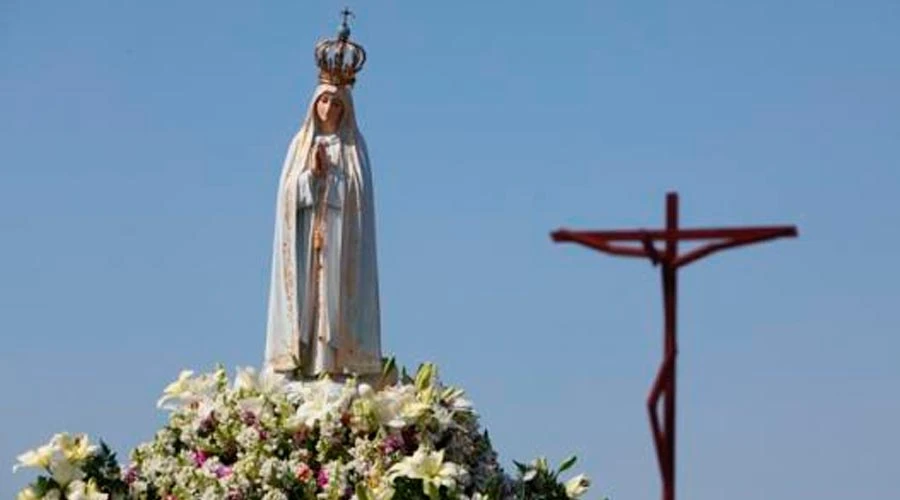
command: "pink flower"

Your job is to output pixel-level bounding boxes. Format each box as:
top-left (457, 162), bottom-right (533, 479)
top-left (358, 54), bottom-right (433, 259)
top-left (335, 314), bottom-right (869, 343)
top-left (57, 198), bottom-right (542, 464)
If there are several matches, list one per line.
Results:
top-left (381, 435), bottom-right (403, 454)
top-left (215, 465), bottom-right (233, 479)
top-left (317, 468), bottom-right (329, 488)
top-left (124, 464), bottom-right (139, 485)
top-left (192, 450), bottom-right (208, 467)
top-left (296, 463), bottom-right (313, 482)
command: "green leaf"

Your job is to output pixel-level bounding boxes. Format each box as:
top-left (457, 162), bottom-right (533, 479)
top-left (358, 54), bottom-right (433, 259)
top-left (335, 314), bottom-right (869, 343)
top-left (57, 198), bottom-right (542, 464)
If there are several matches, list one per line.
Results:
top-left (424, 481), bottom-right (440, 500)
top-left (440, 386), bottom-right (465, 402)
top-left (415, 363), bottom-right (436, 393)
top-left (34, 476), bottom-right (55, 496)
top-left (557, 455), bottom-right (578, 475)
top-left (382, 356), bottom-right (397, 379)
top-left (401, 366), bottom-right (414, 385)
top-left (356, 483), bottom-right (373, 500)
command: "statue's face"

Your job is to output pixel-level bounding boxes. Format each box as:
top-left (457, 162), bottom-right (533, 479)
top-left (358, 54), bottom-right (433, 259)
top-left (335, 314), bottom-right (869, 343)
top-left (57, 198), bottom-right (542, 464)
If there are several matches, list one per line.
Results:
top-left (316, 92), bottom-right (344, 131)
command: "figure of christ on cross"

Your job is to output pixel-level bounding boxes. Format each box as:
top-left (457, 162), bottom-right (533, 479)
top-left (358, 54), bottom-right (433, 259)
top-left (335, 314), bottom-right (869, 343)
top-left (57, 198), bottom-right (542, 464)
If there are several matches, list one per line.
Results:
top-left (552, 192), bottom-right (797, 500)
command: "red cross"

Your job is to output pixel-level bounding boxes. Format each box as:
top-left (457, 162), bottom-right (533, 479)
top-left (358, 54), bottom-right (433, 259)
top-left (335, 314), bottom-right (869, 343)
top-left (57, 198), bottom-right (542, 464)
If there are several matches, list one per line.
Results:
top-left (551, 192), bottom-right (797, 500)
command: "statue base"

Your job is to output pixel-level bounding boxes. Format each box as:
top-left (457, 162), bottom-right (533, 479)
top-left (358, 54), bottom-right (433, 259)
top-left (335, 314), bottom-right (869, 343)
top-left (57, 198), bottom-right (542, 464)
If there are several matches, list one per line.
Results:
top-left (268, 357), bottom-right (398, 390)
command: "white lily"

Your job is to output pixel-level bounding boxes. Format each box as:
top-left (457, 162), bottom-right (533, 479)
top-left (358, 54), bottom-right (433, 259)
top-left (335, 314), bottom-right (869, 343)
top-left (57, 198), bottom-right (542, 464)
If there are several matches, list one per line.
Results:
top-left (373, 385), bottom-right (429, 428)
top-left (371, 387), bottom-right (405, 428)
top-left (49, 455), bottom-right (83, 487)
top-left (399, 399), bottom-right (431, 422)
top-left (157, 369), bottom-right (220, 411)
top-left (53, 433), bottom-right (97, 462)
top-left (450, 395), bottom-right (473, 412)
top-left (67, 479), bottom-right (109, 500)
top-left (233, 366), bottom-right (259, 392)
top-left (12, 443), bottom-right (54, 472)
top-left (388, 447), bottom-right (462, 500)
top-left (440, 386), bottom-right (473, 413)
top-left (156, 370), bottom-right (195, 409)
top-left (564, 473), bottom-right (591, 499)
top-left (432, 406), bottom-right (455, 430)
top-left (288, 379), bottom-right (348, 428)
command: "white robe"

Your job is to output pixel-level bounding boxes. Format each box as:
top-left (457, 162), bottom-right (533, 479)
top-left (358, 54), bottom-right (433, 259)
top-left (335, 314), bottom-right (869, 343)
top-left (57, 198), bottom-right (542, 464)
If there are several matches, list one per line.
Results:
top-left (264, 84), bottom-right (382, 377)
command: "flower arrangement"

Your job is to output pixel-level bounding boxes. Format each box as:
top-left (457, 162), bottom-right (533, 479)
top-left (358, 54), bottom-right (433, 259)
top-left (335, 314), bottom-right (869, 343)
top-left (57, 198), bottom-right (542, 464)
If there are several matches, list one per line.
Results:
top-left (14, 363), bottom-right (601, 500)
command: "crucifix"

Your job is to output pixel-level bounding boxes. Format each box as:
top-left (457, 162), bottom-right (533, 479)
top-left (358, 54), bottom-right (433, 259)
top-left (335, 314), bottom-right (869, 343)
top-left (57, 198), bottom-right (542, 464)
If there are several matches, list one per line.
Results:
top-left (551, 192), bottom-right (797, 500)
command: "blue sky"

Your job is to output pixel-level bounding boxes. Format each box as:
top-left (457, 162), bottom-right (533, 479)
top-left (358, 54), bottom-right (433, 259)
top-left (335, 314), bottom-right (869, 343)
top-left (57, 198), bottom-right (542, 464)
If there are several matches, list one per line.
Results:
top-left (1, 1), bottom-right (898, 498)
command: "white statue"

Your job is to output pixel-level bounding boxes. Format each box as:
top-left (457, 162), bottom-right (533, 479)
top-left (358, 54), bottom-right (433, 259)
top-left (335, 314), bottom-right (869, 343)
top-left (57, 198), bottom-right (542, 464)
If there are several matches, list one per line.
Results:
top-left (265, 16), bottom-right (381, 378)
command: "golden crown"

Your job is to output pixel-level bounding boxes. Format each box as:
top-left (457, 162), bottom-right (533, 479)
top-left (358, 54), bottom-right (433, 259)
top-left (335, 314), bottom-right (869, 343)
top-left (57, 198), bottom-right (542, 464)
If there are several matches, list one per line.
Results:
top-left (315, 9), bottom-right (367, 87)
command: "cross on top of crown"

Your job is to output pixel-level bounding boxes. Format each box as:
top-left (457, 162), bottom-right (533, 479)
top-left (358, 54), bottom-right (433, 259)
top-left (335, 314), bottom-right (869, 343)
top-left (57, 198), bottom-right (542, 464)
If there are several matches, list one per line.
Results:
top-left (338, 8), bottom-right (354, 41)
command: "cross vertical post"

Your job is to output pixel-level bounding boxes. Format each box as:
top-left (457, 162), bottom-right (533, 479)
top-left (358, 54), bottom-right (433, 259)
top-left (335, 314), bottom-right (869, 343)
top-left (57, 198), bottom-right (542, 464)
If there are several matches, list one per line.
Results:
top-left (662, 192), bottom-right (677, 500)
top-left (551, 192), bottom-right (797, 500)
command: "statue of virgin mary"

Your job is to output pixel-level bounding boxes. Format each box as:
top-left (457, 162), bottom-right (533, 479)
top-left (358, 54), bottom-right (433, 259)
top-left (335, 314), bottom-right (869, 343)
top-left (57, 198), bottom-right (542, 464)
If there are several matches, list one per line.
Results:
top-left (264, 16), bottom-right (381, 378)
